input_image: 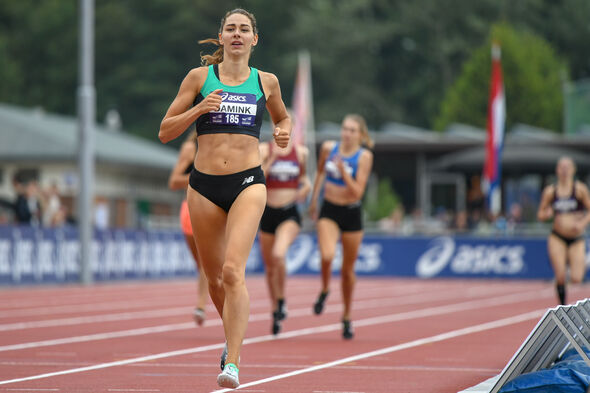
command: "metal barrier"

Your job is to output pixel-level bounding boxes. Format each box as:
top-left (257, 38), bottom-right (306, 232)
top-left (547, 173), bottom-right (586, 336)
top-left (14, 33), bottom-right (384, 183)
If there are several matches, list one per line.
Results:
top-left (490, 299), bottom-right (590, 393)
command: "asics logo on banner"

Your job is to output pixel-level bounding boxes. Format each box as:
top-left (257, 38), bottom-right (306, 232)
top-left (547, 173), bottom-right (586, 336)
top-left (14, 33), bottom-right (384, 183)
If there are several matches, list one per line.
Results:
top-left (242, 176), bottom-right (254, 185)
top-left (415, 236), bottom-right (525, 278)
top-left (221, 92), bottom-right (247, 102)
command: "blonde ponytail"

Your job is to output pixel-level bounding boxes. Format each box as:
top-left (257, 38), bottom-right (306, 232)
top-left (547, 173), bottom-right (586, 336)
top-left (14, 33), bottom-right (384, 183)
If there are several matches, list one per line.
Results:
top-left (345, 114), bottom-right (374, 149)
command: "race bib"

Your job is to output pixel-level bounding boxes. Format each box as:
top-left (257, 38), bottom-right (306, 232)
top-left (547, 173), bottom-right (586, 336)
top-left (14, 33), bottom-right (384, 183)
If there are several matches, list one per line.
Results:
top-left (210, 92), bottom-right (257, 127)
top-left (325, 159), bottom-right (353, 179)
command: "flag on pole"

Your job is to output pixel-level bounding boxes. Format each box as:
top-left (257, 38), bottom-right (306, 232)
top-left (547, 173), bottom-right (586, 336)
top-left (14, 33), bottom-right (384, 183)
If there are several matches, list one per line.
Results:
top-left (291, 50), bottom-right (316, 177)
top-left (482, 42), bottom-right (506, 216)
top-left (291, 51), bottom-right (313, 147)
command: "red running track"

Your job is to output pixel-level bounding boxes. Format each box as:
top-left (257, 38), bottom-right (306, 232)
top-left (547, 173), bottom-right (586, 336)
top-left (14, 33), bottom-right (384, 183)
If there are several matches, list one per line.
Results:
top-left (0, 276), bottom-right (587, 393)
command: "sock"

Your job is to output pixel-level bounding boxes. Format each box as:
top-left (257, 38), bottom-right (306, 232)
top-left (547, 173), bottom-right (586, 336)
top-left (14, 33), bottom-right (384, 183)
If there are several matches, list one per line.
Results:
top-left (556, 284), bottom-right (566, 305)
top-left (277, 298), bottom-right (285, 311)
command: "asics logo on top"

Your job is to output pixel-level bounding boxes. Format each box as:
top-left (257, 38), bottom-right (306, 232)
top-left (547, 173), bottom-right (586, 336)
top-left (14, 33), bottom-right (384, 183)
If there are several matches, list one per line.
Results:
top-left (221, 92), bottom-right (247, 102)
top-left (325, 160), bottom-right (353, 179)
top-left (554, 199), bottom-right (578, 211)
top-left (242, 176), bottom-right (254, 185)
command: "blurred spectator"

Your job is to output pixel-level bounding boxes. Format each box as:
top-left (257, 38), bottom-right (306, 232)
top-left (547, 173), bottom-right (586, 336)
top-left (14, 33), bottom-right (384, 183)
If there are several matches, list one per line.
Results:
top-left (13, 175), bottom-right (32, 224)
top-left (434, 206), bottom-right (452, 232)
top-left (407, 207), bottom-right (425, 233)
top-left (468, 208), bottom-right (483, 230)
top-left (494, 213), bottom-right (508, 233)
top-left (42, 183), bottom-right (63, 227)
top-left (453, 210), bottom-right (468, 232)
top-left (508, 202), bottom-right (523, 225)
top-left (0, 197), bottom-right (13, 222)
top-left (0, 210), bottom-right (9, 224)
top-left (94, 199), bottom-right (109, 229)
top-left (26, 181), bottom-right (43, 226)
top-left (378, 204), bottom-right (405, 233)
top-left (467, 175), bottom-right (485, 214)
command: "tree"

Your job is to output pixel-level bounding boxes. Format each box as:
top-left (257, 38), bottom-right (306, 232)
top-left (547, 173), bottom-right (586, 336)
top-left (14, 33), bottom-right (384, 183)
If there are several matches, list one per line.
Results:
top-left (365, 178), bottom-right (401, 221)
top-left (0, 1), bottom-right (77, 112)
top-left (501, 0), bottom-right (590, 80)
top-left (0, 1), bottom-right (585, 141)
top-left (435, 23), bottom-right (566, 132)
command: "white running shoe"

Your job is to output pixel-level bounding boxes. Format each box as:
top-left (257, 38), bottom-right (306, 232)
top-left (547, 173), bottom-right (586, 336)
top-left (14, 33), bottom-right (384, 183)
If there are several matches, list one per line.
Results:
top-left (217, 363), bottom-right (239, 388)
top-left (220, 342), bottom-right (239, 371)
top-left (193, 308), bottom-right (205, 326)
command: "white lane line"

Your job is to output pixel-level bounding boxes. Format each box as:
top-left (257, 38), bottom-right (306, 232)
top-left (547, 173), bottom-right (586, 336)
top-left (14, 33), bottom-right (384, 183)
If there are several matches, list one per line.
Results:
top-left (212, 309), bottom-right (544, 393)
top-left (313, 391), bottom-right (365, 393)
top-left (0, 280), bottom-right (279, 312)
top-left (0, 361), bottom-right (498, 374)
top-left (0, 287), bottom-right (548, 385)
top-left (0, 283), bottom-right (514, 352)
top-left (0, 286), bottom-right (195, 310)
top-left (0, 281), bottom-right (426, 331)
top-left (0, 296), bottom-right (195, 319)
top-left (0, 278), bottom-right (509, 320)
top-left (0, 281), bottom-right (329, 318)
top-left (0, 307), bottom-right (192, 332)
top-left (232, 391), bottom-right (266, 392)
top-left (5, 389), bottom-right (60, 391)
top-left (0, 322), bottom-right (195, 352)
top-left (107, 390), bottom-right (160, 392)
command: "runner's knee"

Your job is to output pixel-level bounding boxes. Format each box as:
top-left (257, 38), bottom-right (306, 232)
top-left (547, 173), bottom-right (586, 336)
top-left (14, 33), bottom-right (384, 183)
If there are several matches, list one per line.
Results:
top-left (341, 268), bottom-right (355, 283)
top-left (571, 275), bottom-right (584, 284)
top-left (271, 248), bottom-right (286, 263)
top-left (222, 263), bottom-right (245, 288)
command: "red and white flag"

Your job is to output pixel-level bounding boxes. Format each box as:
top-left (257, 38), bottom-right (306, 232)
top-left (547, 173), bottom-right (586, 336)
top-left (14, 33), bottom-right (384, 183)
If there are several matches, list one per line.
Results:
top-left (291, 51), bottom-right (316, 176)
top-left (482, 43), bottom-right (506, 216)
top-left (291, 51), bottom-right (313, 147)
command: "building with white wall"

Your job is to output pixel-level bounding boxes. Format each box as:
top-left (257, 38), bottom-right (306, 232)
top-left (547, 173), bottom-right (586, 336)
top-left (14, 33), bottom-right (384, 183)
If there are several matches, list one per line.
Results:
top-left (0, 103), bottom-right (183, 228)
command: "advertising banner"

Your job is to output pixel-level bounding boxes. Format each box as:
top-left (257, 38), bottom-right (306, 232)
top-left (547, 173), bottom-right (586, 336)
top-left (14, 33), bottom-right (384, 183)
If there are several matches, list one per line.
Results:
top-left (1, 226), bottom-right (588, 284)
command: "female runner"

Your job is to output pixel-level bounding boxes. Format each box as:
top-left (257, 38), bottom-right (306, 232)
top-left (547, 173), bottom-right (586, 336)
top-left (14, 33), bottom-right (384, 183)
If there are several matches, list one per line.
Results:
top-left (259, 133), bottom-right (311, 334)
top-left (168, 132), bottom-right (208, 325)
top-left (537, 157), bottom-right (590, 304)
top-left (308, 114), bottom-right (373, 339)
top-left (159, 9), bottom-right (290, 388)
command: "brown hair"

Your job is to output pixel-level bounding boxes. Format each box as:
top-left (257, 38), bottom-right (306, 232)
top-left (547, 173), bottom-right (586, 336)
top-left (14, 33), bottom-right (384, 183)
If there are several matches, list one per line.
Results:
top-left (199, 9), bottom-right (258, 66)
top-left (345, 114), bottom-right (374, 149)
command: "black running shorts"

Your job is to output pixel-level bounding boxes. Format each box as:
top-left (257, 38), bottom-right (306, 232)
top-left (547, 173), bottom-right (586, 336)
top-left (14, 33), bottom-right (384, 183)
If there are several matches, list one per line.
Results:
top-left (260, 203), bottom-right (301, 234)
top-left (189, 166), bottom-right (265, 213)
top-left (318, 200), bottom-right (362, 232)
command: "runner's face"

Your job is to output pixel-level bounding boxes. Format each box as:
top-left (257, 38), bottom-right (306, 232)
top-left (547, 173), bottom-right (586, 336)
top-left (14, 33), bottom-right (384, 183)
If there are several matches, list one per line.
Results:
top-left (556, 159), bottom-right (574, 180)
top-left (340, 118), bottom-right (361, 148)
top-left (219, 14), bottom-right (257, 56)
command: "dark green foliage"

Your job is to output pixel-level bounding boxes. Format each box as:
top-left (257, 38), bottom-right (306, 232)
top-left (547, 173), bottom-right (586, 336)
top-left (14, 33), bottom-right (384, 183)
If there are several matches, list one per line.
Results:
top-left (435, 23), bottom-right (566, 132)
top-left (365, 178), bottom-right (400, 221)
top-left (0, 0), bottom-right (587, 143)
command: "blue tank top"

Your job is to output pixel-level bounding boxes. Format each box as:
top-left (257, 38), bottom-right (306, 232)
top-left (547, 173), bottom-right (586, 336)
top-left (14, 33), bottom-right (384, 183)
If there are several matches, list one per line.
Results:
top-left (193, 64), bottom-right (266, 139)
top-left (325, 143), bottom-right (362, 186)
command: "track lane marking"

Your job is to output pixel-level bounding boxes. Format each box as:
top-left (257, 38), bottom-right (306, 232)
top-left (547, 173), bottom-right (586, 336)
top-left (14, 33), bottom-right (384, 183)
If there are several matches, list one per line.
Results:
top-left (0, 283), bottom-right (523, 352)
top-left (212, 309), bottom-right (544, 392)
top-left (0, 287), bottom-right (550, 385)
top-left (0, 281), bottom-right (433, 330)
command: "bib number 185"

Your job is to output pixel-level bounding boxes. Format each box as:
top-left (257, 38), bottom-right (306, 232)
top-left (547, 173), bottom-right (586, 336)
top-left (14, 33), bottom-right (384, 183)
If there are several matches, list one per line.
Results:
top-left (225, 114), bottom-right (240, 124)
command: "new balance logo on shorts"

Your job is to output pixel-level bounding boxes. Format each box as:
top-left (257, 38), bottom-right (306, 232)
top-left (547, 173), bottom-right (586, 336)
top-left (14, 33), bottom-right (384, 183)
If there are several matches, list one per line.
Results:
top-left (242, 176), bottom-right (254, 185)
